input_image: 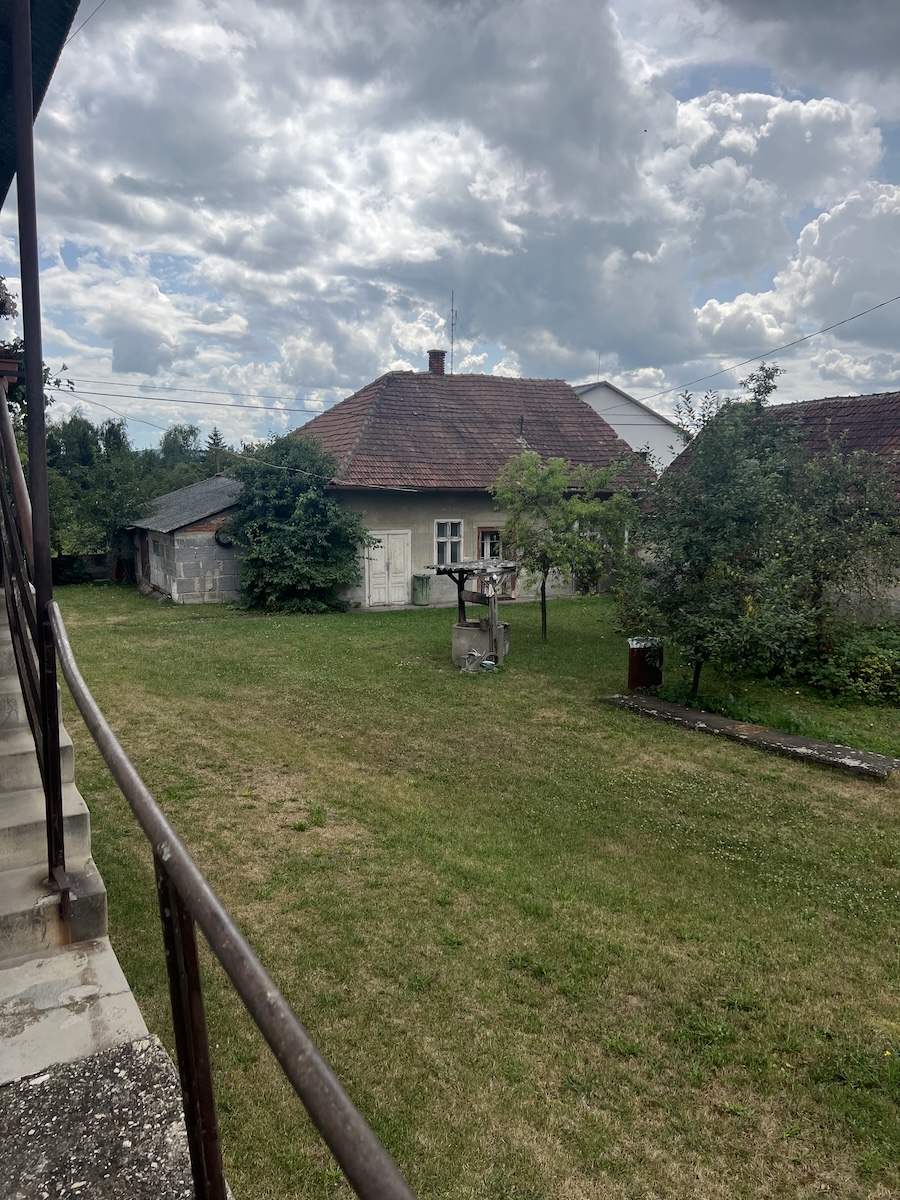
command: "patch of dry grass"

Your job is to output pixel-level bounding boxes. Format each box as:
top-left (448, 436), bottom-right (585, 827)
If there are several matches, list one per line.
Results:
top-left (56, 586), bottom-right (899, 1199)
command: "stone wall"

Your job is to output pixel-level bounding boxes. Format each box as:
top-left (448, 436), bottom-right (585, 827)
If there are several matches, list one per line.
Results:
top-left (172, 529), bottom-right (240, 604)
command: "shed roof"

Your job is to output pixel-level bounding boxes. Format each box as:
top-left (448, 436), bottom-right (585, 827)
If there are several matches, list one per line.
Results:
top-left (130, 476), bottom-right (242, 534)
top-left (770, 391), bottom-right (900, 499)
top-left (297, 371), bottom-right (651, 491)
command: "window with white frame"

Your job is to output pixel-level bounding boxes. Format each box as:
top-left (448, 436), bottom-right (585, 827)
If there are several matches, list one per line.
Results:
top-left (435, 519), bottom-right (463, 565)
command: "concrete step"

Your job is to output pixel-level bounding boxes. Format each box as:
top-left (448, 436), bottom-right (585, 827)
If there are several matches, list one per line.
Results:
top-left (0, 937), bottom-right (148, 1087)
top-left (0, 858), bottom-right (107, 962)
top-left (0, 674), bottom-right (67, 734)
top-left (0, 672), bottom-right (30, 731)
top-left (0, 782), bottom-right (92, 872)
top-left (0, 725), bottom-right (75, 795)
top-left (0, 1034), bottom-right (196, 1199)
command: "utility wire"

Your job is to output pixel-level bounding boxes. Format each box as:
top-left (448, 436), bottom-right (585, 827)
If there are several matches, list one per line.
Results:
top-left (65, 0), bottom-right (112, 44)
top-left (60, 389), bottom-right (367, 484)
top-left (639, 291), bottom-right (900, 402)
top-left (49, 384), bottom-right (325, 416)
top-left (70, 377), bottom-right (344, 402)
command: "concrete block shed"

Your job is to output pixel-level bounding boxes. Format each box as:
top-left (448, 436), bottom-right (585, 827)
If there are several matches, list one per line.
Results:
top-left (128, 475), bottom-right (242, 604)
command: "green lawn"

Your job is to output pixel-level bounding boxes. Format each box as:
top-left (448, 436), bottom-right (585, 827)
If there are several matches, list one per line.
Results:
top-left (56, 586), bottom-right (899, 1200)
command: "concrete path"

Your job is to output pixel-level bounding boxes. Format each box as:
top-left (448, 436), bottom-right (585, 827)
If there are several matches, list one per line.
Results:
top-left (606, 694), bottom-right (900, 781)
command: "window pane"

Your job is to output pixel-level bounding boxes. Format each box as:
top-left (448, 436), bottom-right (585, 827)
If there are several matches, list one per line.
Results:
top-left (450, 541), bottom-right (460, 563)
top-left (450, 522), bottom-right (461, 538)
top-left (436, 542), bottom-right (446, 564)
top-left (436, 522), bottom-right (447, 538)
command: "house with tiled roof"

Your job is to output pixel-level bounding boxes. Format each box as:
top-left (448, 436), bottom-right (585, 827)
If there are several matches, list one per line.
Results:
top-left (297, 349), bottom-right (651, 609)
top-left (769, 391), bottom-right (900, 502)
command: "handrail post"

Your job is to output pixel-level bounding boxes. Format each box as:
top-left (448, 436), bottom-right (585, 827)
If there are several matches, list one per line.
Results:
top-left (11, 0), bottom-right (66, 895)
top-left (155, 854), bottom-right (227, 1200)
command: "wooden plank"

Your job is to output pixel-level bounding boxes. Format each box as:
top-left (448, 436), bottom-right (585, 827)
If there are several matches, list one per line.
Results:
top-left (461, 589), bottom-right (490, 606)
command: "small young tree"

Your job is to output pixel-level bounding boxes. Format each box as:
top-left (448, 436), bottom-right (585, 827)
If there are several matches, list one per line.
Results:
top-left (228, 434), bottom-right (374, 613)
top-left (491, 451), bottom-right (636, 641)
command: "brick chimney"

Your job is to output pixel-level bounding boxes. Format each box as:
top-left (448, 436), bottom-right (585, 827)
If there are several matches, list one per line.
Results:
top-left (427, 348), bottom-right (446, 375)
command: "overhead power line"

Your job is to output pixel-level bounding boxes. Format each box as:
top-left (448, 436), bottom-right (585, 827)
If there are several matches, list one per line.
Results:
top-left (57, 393), bottom-right (393, 487)
top-left (65, 0), bottom-right (111, 44)
top-left (639, 291), bottom-right (900, 402)
top-left (49, 385), bottom-right (327, 416)
top-left (70, 377), bottom-right (345, 402)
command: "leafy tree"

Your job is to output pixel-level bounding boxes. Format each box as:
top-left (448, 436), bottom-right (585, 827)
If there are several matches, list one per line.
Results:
top-left (152, 422), bottom-right (206, 492)
top-left (228, 434), bottom-right (374, 613)
top-left (0, 275), bottom-right (16, 320)
top-left (620, 364), bottom-right (900, 695)
top-left (491, 451), bottom-right (637, 641)
top-left (46, 411), bottom-right (152, 553)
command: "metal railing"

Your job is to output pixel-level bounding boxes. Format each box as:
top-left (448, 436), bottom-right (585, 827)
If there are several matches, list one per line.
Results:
top-left (0, 377), bottom-right (69, 918)
top-left (48, 602), bottom-right (417, 1200)
top-left (3, 3), bottom-right (416, 1189)
top-left (0, 393), bottom-right (417, 1198)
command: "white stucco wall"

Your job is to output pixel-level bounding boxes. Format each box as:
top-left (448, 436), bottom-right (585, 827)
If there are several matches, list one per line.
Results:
top-left (576, 381), bottom-right (686, 470)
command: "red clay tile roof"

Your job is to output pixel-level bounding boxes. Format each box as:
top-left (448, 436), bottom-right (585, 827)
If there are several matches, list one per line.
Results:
top-left (770, 391), bottom-right (900, 499)
top-left (296, 372), bottom-right (650, 490)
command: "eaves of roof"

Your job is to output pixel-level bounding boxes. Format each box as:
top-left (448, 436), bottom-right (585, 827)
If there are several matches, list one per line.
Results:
top-left (0, 0), bottom-right (81, 206)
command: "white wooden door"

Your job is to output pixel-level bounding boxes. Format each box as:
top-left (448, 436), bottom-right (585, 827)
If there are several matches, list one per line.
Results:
top-left (367, 531), bottom-right (410, 606)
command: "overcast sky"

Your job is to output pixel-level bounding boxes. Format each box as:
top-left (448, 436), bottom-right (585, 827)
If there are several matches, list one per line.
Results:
top-left (1, 0), bottom-right (899, 448)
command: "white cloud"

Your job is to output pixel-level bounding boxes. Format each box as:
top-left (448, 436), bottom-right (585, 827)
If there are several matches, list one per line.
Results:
top-left (1, 0), bottom-right (898, 448)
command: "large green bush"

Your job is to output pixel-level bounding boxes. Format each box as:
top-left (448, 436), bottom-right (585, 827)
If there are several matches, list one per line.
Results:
top-left (619, 365), bottom-right (900, 695)
top-left (228, 434), bottom-right (373, 613)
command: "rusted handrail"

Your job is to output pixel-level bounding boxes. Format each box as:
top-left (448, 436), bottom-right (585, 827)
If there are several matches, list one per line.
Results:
top-left (49, 600), bottom-right (418, 1200)
top-left (0, 378), bottom-right (34, 572)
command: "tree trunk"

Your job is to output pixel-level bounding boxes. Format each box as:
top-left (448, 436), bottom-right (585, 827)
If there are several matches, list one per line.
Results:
top-left (540, 575), bottom-right (547, 642)
top-left (689, 659), bottom-right (703, 699)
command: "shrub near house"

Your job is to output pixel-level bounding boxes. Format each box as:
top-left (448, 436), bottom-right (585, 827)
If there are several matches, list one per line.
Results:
top-left (229, 435), bottom-right (374, 613)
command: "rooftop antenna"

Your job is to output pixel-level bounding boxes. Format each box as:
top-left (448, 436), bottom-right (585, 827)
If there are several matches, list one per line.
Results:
top-left (450, 290), bottom-right (457, 375)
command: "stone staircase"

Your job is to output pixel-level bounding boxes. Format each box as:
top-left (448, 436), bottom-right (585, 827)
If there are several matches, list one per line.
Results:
top-left (0, 589), bottom-right (195, 1195)
top-left (0, 592), bottom-right (108, 971)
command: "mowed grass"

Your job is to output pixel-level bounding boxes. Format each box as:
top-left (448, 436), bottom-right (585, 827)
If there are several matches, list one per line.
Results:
top-left (56, 586), bottom-right (899, 1200)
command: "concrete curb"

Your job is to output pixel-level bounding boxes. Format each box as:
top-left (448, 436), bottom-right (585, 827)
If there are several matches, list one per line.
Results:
top-left (605, 694), bottom-right (900, 781)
